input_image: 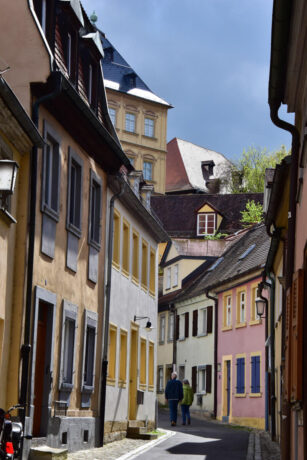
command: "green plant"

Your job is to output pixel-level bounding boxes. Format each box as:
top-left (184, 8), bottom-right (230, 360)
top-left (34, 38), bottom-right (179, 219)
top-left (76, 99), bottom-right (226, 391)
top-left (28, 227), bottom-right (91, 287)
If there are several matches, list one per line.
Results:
top-left (240, 200), bottom-right (264, 226)
top-left (204, 232), bottom-right (228, 240)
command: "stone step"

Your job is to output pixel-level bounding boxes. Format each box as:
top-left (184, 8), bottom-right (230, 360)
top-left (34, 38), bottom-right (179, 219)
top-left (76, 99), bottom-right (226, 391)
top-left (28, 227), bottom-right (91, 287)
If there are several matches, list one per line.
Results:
top-left (127, 426), bottom-right (147, 435)
top-left (31, 438), bottom-right (47, 448)
top-left (127, 420), bottom-right (146, 428)
top-left (29, 446), bottom-right (67, 460)
top-left (127, 432), bottom-right (158, 441)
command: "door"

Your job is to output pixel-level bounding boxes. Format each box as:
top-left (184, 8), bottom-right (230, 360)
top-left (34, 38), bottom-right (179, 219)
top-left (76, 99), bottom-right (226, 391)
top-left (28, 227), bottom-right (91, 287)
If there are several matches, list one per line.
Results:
top-left (222, 359), bottom-right (231, 421)
top-left (128, 327), bottom-right (138, 420)
top-left (33, 301), bottom-right (53, 437)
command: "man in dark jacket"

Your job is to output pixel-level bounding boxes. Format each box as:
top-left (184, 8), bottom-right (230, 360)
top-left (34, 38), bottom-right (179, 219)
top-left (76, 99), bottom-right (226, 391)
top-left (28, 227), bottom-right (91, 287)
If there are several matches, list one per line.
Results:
top-left (165, 372), bottom-right (183, 426)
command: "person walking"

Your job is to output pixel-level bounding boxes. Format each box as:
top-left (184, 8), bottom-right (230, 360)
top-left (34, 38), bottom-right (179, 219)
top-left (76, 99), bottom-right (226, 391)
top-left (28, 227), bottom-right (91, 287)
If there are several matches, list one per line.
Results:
top-left (165, 372), bottom-right (183, 426)
top-left (180, 379), bottom-right (194, 425)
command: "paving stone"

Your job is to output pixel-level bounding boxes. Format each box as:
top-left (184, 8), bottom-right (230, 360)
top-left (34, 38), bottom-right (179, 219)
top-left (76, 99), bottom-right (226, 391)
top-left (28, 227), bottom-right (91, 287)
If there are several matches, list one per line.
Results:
top-left (68, 437), bottom-right (151, 460)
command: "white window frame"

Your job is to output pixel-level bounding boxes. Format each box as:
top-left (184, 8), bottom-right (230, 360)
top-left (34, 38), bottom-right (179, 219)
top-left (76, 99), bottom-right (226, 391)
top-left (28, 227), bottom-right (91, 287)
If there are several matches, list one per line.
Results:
top-left (109, 107), bottom-right (116, 127)
top-left (144, 117), bottom-right (154, 137)
top-left (159, 315), bottom-right (165, 343)
top-left (157, 366), bottom-right (164, 392)
top-left (166, 267), bottom-right (171, 289)
top-left (198, 365), bottom-right (206, 394)
top-left (172, 264), bottom-right (179, 287)
top-left (226, 295), bottom-right (232, 326)
top-left (125, 113), bottom-right (135, 132)
top-left (197, 213), bottom-right (216, 236)
top-left (179, 313), bottom-right (185, 340)
top-left (200, 308), bottom-right (208, 335)
top-left (239, 291), bottom-right (246, 323)
top-left (168, 312), bottom-right (174, 341)
top-left (59, 301), bottom-right (78, 390)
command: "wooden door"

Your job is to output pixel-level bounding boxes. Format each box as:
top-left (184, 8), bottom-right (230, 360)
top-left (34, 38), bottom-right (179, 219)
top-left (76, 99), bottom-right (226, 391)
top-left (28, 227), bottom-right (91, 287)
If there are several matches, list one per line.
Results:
top-left (33, 306), bottom-right (47, 436)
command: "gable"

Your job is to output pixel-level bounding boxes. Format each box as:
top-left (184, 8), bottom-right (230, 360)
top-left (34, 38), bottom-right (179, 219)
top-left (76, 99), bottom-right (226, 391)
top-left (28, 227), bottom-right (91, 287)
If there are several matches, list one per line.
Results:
top-left (198, 204), bottom-right (215, 213)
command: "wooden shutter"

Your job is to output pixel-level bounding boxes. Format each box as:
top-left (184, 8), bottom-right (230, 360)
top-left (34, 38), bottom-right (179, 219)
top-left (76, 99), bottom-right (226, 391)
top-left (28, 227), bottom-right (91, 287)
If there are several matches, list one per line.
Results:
top-left (192, 310), bottom-right (198, 336)
top-left (284, 287), bottom-right (292, 401)
top-left (255, 356), bottom-right (260, 392)
top-left (291, 269), bottom-right (304, 402)
top-left (176, 314), bottom-right (179, 340)
top-left (185, 312), bottom-right (189, 338)
top-left (192, 366), bottom-right (197, 393)
top-left (207, 306), bottom-right (213, 333)
top-left (206, 365), bottom-right (212, 393)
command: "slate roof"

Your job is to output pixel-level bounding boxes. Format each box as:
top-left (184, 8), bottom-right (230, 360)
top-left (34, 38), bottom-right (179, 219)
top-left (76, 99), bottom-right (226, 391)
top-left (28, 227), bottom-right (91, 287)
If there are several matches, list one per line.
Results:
top-left (176, 224), bottom-right (270, 302)
top-left (166, 138), bottom-right (233, 193)
top-left (151, 193), bottom-right (264, 238)
top-left (100, 34), bottom-right (171, 107)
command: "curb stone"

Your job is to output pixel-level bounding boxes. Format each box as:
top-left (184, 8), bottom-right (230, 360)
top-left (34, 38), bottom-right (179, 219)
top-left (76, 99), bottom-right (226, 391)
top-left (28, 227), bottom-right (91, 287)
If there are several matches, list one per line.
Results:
top-left (117, 429), bottom-right (176, 460)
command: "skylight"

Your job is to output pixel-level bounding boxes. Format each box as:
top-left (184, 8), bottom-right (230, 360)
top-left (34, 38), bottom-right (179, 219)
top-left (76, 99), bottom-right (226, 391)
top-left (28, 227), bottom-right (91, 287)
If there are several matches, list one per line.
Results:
top-left (239, 244), bottom-right (256, 260)
top-left (208, 257), bottom-right (224, 271)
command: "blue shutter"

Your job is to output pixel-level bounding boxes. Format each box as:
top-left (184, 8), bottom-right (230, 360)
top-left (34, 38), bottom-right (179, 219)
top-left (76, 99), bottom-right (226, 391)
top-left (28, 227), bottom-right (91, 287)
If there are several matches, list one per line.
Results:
top-left (236, 359), bottom-right (240, 393)
top-left (255, 356), bottom-right (260, 392)
top-left (251, 356), bottom-right (256, 393)
top-left (236, 358), bottom-right (245, 394)
top-left (241, 358), bottom-right (245, 393)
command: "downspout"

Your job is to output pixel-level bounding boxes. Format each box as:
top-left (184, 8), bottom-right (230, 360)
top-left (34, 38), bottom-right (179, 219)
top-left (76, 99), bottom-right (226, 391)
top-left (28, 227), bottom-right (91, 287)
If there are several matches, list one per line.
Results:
top-left (99, 178), bottom-right (125, 446)
top-left (267, 272), bottom-right (276, 441)
top-left (170, 304), bottom-right (177, 371)
top-left (260, 270), bottom-right (270, 432)
top-left (270, 101), bottom-right (300, 459)
top-left (205, 289), bottom-right (218, 419)
top-left (19, 83), bottom-right (61, 436)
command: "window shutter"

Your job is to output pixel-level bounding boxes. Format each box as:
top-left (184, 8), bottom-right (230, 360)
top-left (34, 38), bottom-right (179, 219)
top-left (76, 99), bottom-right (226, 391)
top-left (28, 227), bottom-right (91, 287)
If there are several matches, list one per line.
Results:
top-left (256, 356), bottom-right (260, 393)
top-left (192, 310), bottom-right (198, 336)
top-left (176, 314), bottom-right (179, 340)
top-left (241, 359), bottom-right (245, 393)
top-left (207, 306), bottom-right (213, 333)
top-left (291, 269), bottom-right (304, 402)
top-left (185, 312), bottom-right (189, 338)
top-left (284, 287), bottom-right (292, 401)
top-left (251, 356), bottom-right (256, 393)
top-left (206, 365), bottom-right (212, 393)
top-left (192, 366), bottom-right (197, 393)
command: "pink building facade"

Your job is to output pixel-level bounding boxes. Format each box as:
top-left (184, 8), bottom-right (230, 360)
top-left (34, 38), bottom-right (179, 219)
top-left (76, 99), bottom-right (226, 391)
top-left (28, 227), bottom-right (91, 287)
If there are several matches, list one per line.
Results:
top-left (216, 276), bottom-right (266, 429)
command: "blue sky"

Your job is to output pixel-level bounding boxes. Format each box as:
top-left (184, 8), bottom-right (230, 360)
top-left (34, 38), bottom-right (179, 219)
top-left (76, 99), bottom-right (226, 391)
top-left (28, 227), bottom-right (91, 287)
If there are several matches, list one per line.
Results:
top-left (83, 0), bottom-right (292, 161)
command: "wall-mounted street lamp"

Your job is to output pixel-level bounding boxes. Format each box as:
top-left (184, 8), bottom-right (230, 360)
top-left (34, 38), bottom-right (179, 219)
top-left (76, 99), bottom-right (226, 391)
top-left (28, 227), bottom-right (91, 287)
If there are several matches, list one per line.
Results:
top-left (0, 159), bottom-right (19, 209)
top-left (134, 316), bottom-right (152, 331)
top-left (255, 283), bottom-right (268, 318)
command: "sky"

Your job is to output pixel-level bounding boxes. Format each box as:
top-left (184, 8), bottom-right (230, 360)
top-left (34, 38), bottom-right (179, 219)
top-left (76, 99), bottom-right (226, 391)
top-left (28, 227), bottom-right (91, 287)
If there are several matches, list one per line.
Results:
top-left (83, 0), bottom-right (293, 161)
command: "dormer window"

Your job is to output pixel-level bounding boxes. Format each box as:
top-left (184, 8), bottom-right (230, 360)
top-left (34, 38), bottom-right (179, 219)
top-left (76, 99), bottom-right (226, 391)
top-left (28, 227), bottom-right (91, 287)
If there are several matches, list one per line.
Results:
top-left (201, 161), bottom-right (215, 180)
top-left (197, 213), bottom-right (216, 236)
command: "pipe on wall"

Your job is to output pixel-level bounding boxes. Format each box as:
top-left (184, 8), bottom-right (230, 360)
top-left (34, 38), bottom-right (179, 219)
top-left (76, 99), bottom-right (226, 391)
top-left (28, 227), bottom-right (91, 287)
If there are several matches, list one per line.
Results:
top-left (205, 289), bottom-right (218, 419)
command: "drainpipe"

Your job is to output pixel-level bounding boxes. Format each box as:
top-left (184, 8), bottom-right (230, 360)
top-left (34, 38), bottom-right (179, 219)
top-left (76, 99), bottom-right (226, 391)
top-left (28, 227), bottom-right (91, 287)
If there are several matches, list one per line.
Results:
top-left (205, 289), bottom-right (218, 419)
top-left (267, 272), bottom-right (276, 441)
top-left (170, 304), bottom-right (177, 372)
top-left (19, 84), bottom-right (61, 442)
top-left (99, 178), bottom-right (125, 446)
top-left (270, 101), bottom-right (300, 459)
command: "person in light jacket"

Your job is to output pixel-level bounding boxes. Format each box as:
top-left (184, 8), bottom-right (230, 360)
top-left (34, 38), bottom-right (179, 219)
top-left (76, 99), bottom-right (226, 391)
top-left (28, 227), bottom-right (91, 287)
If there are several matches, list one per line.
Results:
top-left (165, 372), bottom-right (183, 426)
top-left (181, 379), bottom-right (194, 425)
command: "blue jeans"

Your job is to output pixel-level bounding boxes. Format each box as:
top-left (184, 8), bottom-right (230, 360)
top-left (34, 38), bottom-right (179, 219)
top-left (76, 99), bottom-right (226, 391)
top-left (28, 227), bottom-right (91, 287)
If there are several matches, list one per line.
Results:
top-left (181, 404), bottom-right (190, 424)
top-left (168, 399), bottom-right (179, 423)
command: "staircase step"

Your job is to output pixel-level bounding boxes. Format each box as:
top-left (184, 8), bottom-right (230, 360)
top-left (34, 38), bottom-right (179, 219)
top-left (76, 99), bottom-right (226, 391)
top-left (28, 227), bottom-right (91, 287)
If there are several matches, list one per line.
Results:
top-left (127, 432), bottom-right (158, 441)
top-left (128, 420), bottom-right (145, 428)
top-left (29, 446), bottom-right (67, 460)
top-left (127, 427), bottom-right (147, 435)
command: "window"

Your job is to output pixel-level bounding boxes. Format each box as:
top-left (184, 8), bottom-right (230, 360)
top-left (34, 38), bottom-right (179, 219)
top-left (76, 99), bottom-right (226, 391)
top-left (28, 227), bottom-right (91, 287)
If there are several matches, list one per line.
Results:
top-left (67, 149), bottom-right (83, 235)
top-left (166, 267), bottom-right (171, 290)
top-left (132, 229), bottom-right (139, 282)
top-left (173, 264), bottom-right (179, 287)
top-left (148, 341), bottom-right (154, 389)
top-left (128, 157), bottom-right (134, 166)
top-left (125, 113), bottom-right (135, 132)
top-left (168, 312), bottom-right (174, 341)
top-left (143, 161), bottom-right (153, 181)
top-left (159, 315), bottom-right (165, 343)
top-left (179, 312), bottom-right (189, 339)
top-left (119, 330), bottom-right (127, 385)
top-left (140, 338), bottom-right (147, 387)
top-left (42, 124), bottom-right (61, 218)
top-left (237, 290), bottom-right (246, 324)
top-left (179, 365), bottom-right (185, 382)
top-left (236, 357), bottom-right (245, 394)
top-left (197, 213), bottom-right (216, 236)
top-left (88, 64), bottom-right (93, 104)
top-left (144, 118), bottom-right (154, 137)
top-left (88, 170), bottom-right (102, 248)
top-left (107, 324), bottom-right (117, 384)
top-left (112, 209), bottom-right (120, 268)
top-left (157, 366), bottom-right (164, 392)
top-left (201, 308), bottom-right (207, 334)
top-left (82, 310), bottom-right (97, 392)
top-left (149, 247), bottom-right (156, 295)
top-left (251, 354), bottom-right (261, 394)
top-left (122, 219), bottom-right (130, 275)
top-left (59, 301), bottom-right (78, 390)
top-left (109, 108), bottom-right (116, 127)
top-left (67, 33), bottom-right (72, 76)
top-left (141, 239), bottom-right (148, 289)
top-left (250, 285), bottom-right (260, 323)
top-left (198, 367), bottom-right (206, 393)
top-left (223, 294), bottom-right (232, 328)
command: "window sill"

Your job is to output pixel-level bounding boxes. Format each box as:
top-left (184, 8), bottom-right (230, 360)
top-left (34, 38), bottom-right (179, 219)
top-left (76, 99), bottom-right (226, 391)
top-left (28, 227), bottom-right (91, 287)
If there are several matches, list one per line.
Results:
top-left (123, 130), bottom-right (138, 136)
top-left (60, 382), bottom-right (73, 391)
top-left (122, 268), bottom-right (130, 278)
top-left (222, 326), bottom-right (232, 332)
top-left (148, 385), bottom-right (154, 392)
top-left (142, 135), bottom-right (157, 141)
top-left (235, 393), bottom-right (246, 398)
top-left (67, 223), bottom-right (81, 239)
top-left (0, 208), bottom-right (17, 225)
top-left (107, 378), bottom-right (116, 386)
top-left (235, 322), bottom-right (247, 329)
top-left (141, 283), bottom-right (148, 293)
top-left (149, 289), bottom-right (156, 298)
top-left (42, 204), bottom-right (59, 223)
top-left (159, 340), bottom-right (165, 345)
top-left (167, 338), bottom-right (174, 343)
top-left (112, 260), bottom-right (120, 271)
top-left (178, 337), bottom-right (186, 342)
top-left (81, 385), bottom-right (94, 394)
top-left (249, 319), bottom-right (262, 326)
top-left (139, 384), bottom-right (147, 391)
top-left (132, 276), bottom-right (140, 286)
top-left (118, 380), bottom-right (127, 388)
top-left (197, 332), bottom-right (208, 338)
top-left (197, 391), bottom-right (207, 396)
top-left (88, 239), bottom-right (101, 252)
top-left (250, 392), bottom-right (262, 398)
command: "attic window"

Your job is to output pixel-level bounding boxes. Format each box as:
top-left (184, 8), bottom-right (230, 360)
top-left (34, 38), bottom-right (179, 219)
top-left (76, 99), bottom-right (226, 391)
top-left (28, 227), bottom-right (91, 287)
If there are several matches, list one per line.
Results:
top-left (104, 47), bottom-right (114, 61)
top-left (197, 213), bottom-right (216, 236)
top-left (238, 244), bottom-right (256, 260)
top-left (201, 161), bottom-right (215, 180)
top-left (208, 257), bottom-right (224, 272)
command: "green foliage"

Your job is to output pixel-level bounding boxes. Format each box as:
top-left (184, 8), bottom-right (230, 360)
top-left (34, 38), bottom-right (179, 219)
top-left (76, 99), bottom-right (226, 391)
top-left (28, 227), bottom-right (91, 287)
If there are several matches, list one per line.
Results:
top-left (240, 200), bottom-right (264, 226)
top-left (226, 145), bottom-right (289, 193)
top-left (204, 232), bottom-right (228, 240)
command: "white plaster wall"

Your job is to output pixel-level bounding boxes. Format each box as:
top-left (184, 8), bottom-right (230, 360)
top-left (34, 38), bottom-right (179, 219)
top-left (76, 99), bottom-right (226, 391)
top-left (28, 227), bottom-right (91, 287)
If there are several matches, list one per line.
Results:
top-left (176, 294), bottom-right (215, 414)
top-left (105, 191), bottom-right (158, 423)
